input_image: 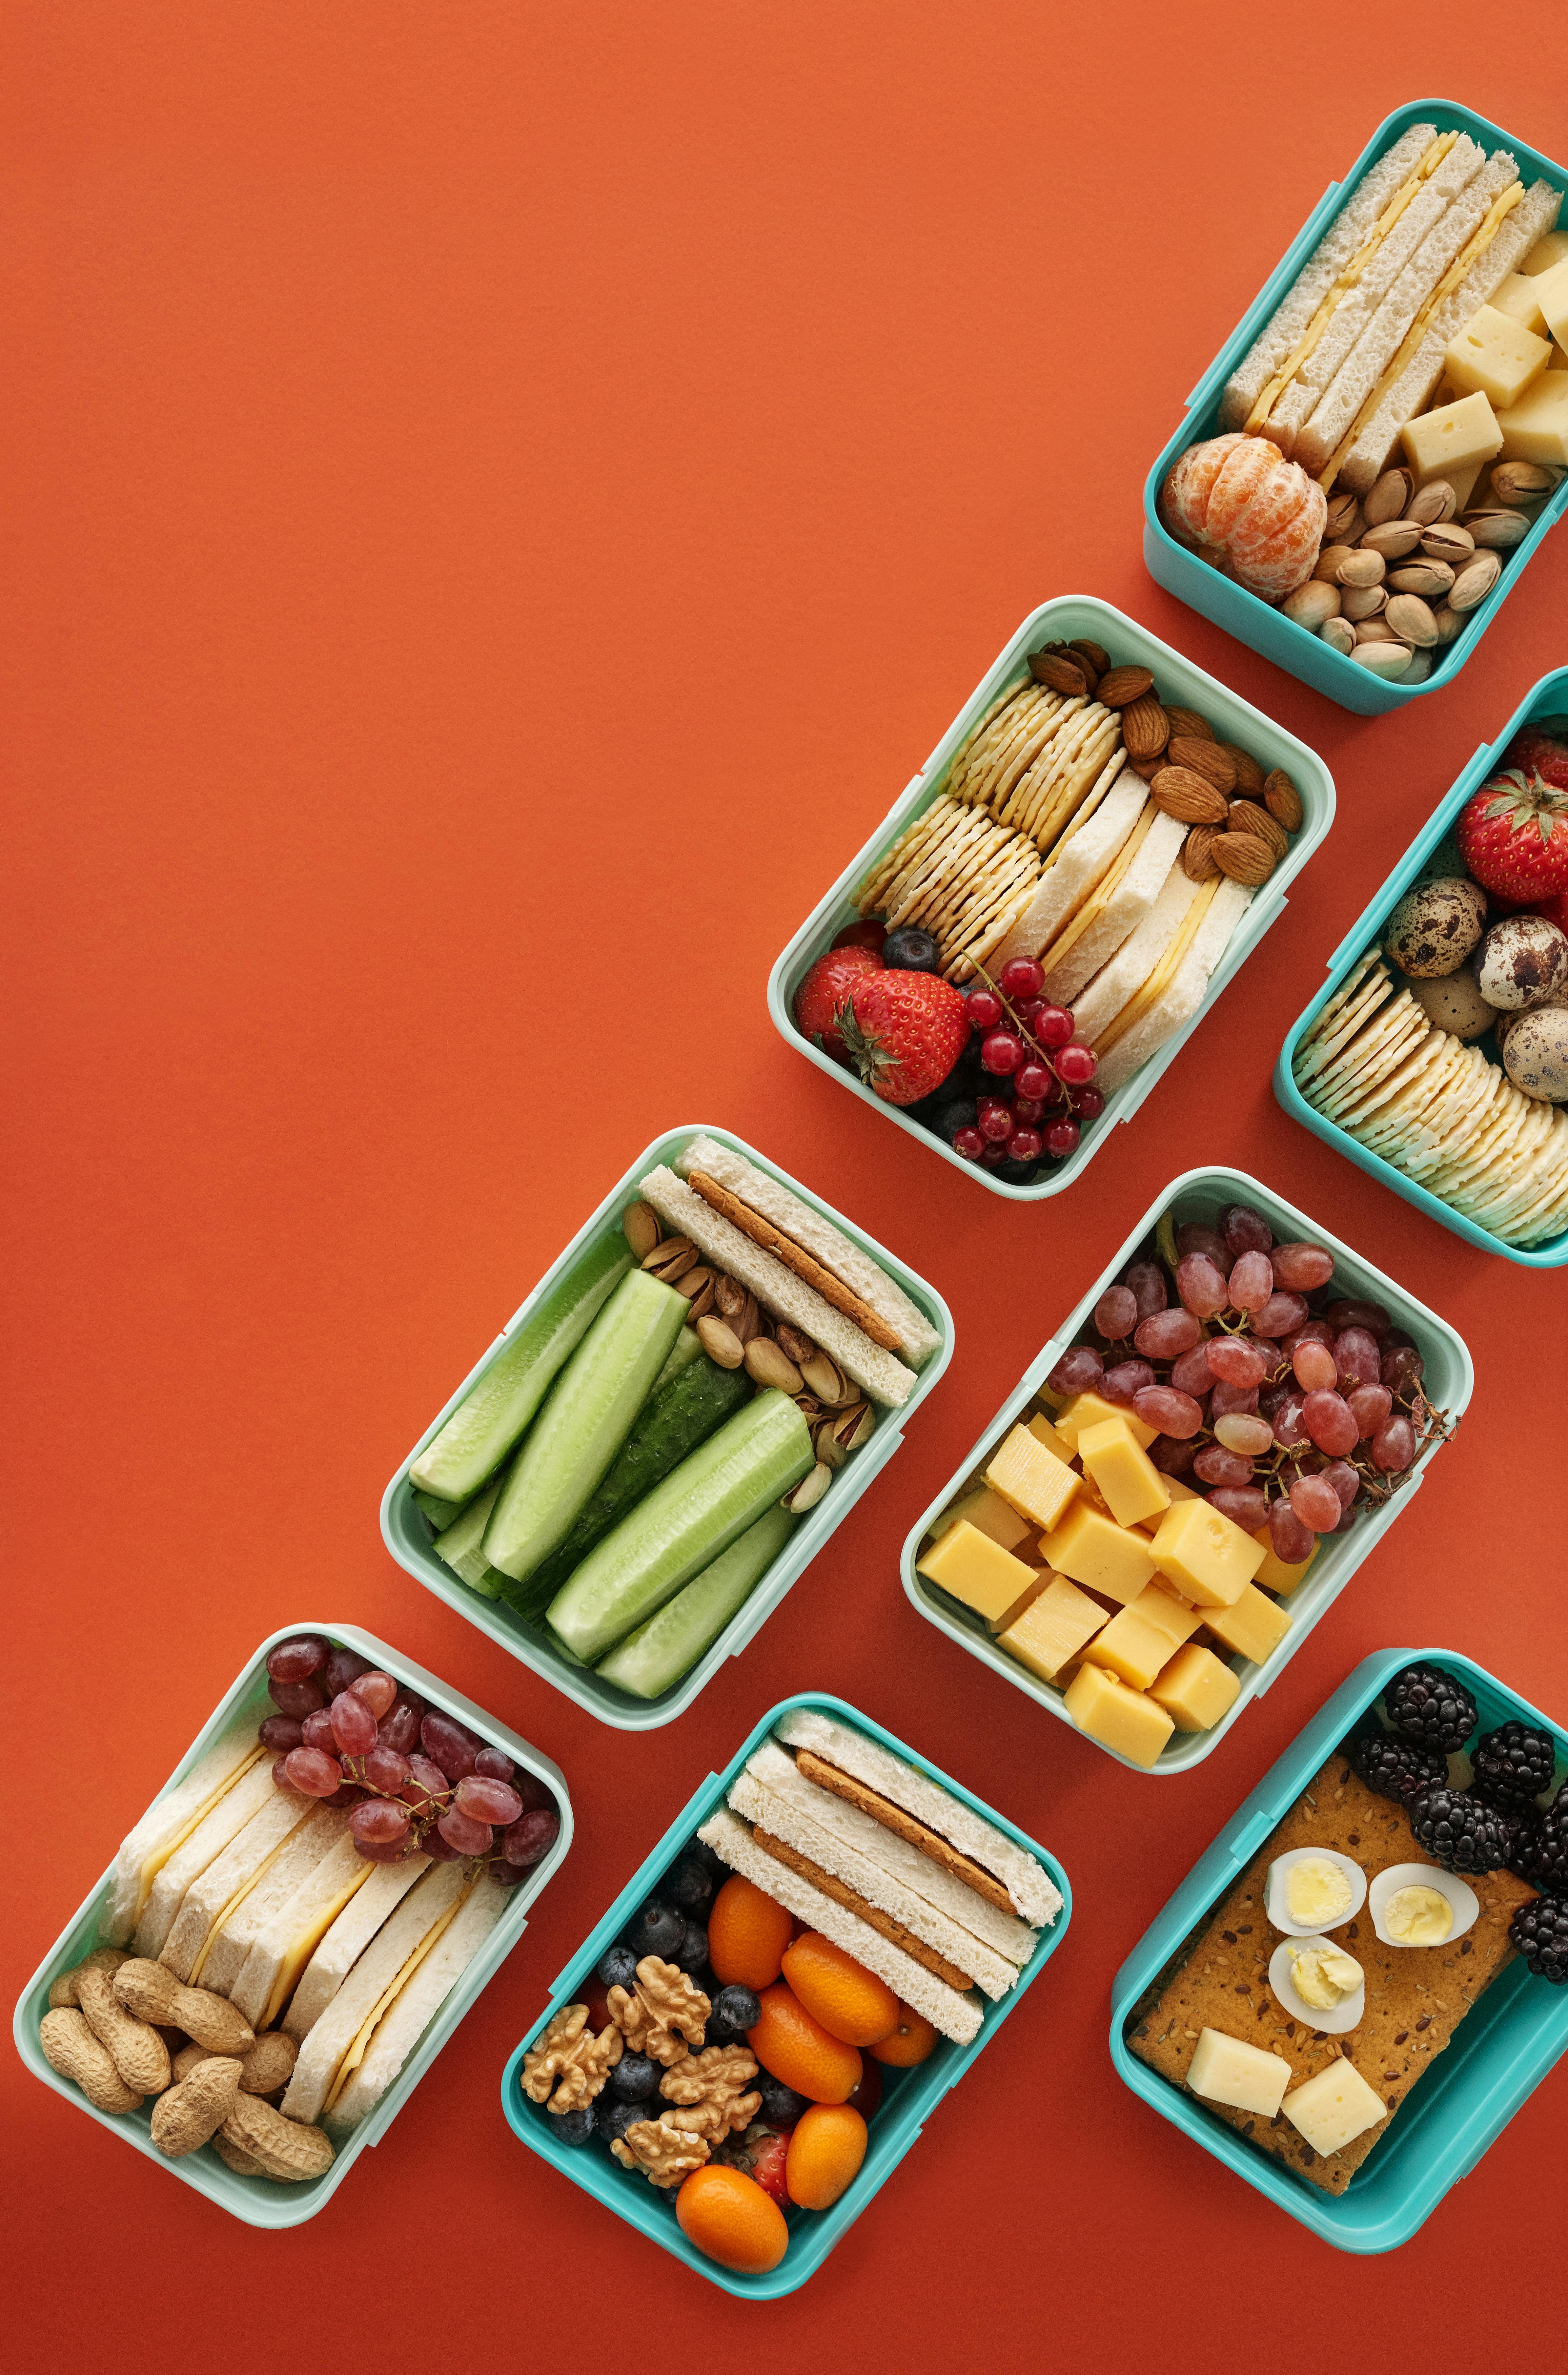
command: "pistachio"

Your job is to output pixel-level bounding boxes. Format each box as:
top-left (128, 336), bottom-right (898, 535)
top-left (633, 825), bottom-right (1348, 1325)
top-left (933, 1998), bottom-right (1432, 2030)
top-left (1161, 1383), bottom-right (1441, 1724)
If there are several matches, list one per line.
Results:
top-left (1385, 592), bottom-right (1439, 648)
top-left (714, 1275), bottom-right (746, 1322)
top-left (676, 1265), bottom-right (714, 1302)
top-left (1319, 616), bottom-right (1356, 655)
top-left (732, 1290), bottom-right (761, 1344)
top-left (1354, 615), bottom-right (1400, 642)
top-left (1336, 548), bottom-right (1386, 589)
top-left (1419, 522), bottom-right (1474, 567)
top-left (744, 1337), bottom-right (803, 1393)
top-left (1282, 580), bottom-right (1342, 630)
top-left (1402, 647), bottom-right (1434, 684)
top-left (1359, 519), bottom-right (1422, 559)
top-left (1340, 583), bottom-right (1388, 622)
top-left (696, 1315), bottom-right (745, 1368)
top-left (1313, 543), bottom-right (1356, 584)
top-left (1462, 507), bottom-right (1529, 550)
top-left (645, 1239), bottom-right (699, 1283)
top-left (781, 1464), bottom-right (833, 1514)
top-left (1431, 603), bottom-right (1463, 645)
top-left (1407, 479), bottom-right (1456, 527)
top-left (1324, 490), bottom-right (1364, 543)
top-left (834, 1403), bottom-right (875, 1453)
top-left (683, 1275), bottom-right (716, 1323)
top-left (1386, 559), bottom-right (1454, 600)
top-left (622, 1202), bottom-right (662, 1261)
top-left (813, 1419), bottom-right (847, 1470)
top-left (1363, 467), bottom-right (1414, 525)
top-left (1448, 549), bottom-right (1501, 613)
top-left (1350, 641), bottom-right (1413, 679)
top-left (1491, 459), bottom-right (1558, 504)
top-left (775, 1322), bottom-right (818, 1366)
top-left (800, 1350), bottom-right (847, 1405)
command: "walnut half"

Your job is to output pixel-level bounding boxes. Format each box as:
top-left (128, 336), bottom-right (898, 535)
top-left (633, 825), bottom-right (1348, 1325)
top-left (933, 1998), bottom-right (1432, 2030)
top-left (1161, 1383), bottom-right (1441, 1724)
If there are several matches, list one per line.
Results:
top-left (659, 2044), bottom-right (761, 2141)
top-left (606, 1957), bottom-right (709, 2068)
top-left (521, 2004), bottom-right (622, 2111)
top-left (610, 2116), bottom-right (711, 2188)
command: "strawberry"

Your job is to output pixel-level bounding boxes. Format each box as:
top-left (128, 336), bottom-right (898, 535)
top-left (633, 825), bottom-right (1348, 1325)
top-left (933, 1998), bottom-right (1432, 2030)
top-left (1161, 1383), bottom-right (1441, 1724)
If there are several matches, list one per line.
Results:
top-left (1506, 719), bottom-right (1568, 797)
top-left (1457, 758), bottom-right (1568, 906)
top-left (718, 2119), bottom-right (792, 2208)
top-left (841, 968), bottom-right (970, 1105)
top-left (794, 946), bottom-right (882, 1062)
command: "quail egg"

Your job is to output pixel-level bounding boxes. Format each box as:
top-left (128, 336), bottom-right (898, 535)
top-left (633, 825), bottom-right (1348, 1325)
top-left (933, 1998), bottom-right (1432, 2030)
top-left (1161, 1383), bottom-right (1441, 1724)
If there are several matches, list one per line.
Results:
top-left (1268, 1935), bottom-right (1367, 2034)
top-left (1385, 878), bottom-right (1488, 977)
top-left (1368, 1862), bottom-right (1480, 1948)
top-left (1410, 969), bottom-right (1501, 1040)
top-left (1265, 1848), bottom-right (1368, 1936)
top-left (1476, 914), bottom-right (1568, 1010)
top-left (1502, 1004), bottom-right (1568, 1102)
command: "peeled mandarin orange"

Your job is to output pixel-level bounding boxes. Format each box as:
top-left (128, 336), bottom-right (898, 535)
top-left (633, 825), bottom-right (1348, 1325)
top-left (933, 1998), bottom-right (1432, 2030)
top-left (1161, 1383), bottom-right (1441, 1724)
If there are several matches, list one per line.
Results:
top-left (869, 2003), bottom-right (938, 2066)
top-left (781, 1932), bottom-right (899, 2047)
top-left (1159, 433), bottom-right (1327, 600)
top-left (676, 2164), bottom-right (789, 2274)
top-left (707, 1876), bottom-right (794, 1991)
top-left (785, 2102), bottom-right (867, 2211)
top-left (747, 1981), bottom-right (862, 2103)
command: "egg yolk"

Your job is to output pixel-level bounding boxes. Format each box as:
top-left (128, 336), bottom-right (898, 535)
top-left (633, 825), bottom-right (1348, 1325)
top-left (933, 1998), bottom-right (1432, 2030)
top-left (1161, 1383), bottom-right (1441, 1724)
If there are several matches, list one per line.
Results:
top-left (1384, 1884), bottom-right (1453, 1945)
top-left (1286, 1856), bottom-right (1354, 1928)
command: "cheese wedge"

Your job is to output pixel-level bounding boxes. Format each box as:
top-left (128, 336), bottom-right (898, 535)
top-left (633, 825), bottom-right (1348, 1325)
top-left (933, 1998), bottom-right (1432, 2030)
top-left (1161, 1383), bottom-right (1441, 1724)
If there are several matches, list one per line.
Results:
top-left (104, 1723), bottom-right (267, 1946)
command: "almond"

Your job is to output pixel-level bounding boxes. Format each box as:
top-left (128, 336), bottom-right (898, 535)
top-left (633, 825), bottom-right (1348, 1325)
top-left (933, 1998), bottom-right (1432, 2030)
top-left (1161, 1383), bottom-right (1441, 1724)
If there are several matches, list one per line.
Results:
top-left (1096, 664), bottom-right (1153, 708)
top-left (1263, 769), bottom-right (1304, 833)
top-left (1221, 744), bottom-right (1265, 800)
top-left (1119, 694), bottom-right (1169, 761)
top-left (1069, 638), bottom-right (1110, 676)
top-left (1181, 824), bottom-right (1221, 883)
top-left (1228, 798), bottom-right (1289, 859)
top-left (1127, 751), bottom-right (1163, 779)
top-left (1162, 705), bottom-right (1216, 742)
top-left (1167, 735), bottom-right (1235, 794)
top-left (1211, 831), bottom-right (1276, 885)
top-left (1151, 765), bottom-right (1229, 825)
top-left (1029, 652), bottom-right (1086, 696)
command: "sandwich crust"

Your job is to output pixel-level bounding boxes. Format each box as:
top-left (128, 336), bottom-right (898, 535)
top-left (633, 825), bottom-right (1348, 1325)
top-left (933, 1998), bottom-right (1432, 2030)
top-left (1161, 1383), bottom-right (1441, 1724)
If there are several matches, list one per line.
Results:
top-left (684, 1171), bottom-right (902, 1351)
top-left (793, 1748), bottom-right (1018, 1917)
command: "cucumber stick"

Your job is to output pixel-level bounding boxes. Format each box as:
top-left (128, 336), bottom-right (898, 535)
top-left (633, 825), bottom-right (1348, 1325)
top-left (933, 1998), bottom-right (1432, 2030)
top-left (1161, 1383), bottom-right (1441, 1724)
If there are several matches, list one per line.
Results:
top-left (596, 1505), bottom-right (796, 1697)
top-left (409, 1233), bottom-right (631, 1502)
top-left (651, 1326), bottom-right (705, 1394)
top-left (499, 1352), bottom-right (750, 1622)
top-left (546, 1390), bottom-right (813, 1663)
top-left (433, 1480), bottom-right (509, 1596)
top-left (483, 1269), bottom-right (688, 1584)
top-left (414, 1485), bottom-right (473, 1532)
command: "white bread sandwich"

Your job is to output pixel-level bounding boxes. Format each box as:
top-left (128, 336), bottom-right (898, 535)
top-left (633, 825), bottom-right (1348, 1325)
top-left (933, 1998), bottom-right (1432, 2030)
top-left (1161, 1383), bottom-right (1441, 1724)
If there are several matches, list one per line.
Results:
top-left (1039, 806), bottom-right (1188, 1006)
top-left (773, 1707), bottom-right (1060, 1927)
top-left (282, 1861), bottom-right (472, 2124)
top-left (697, 1807), bottom-right (983, 2046)
top-left (324, 1877), bottom-right (506, 2134)
top-left (671, 1134), bottom-right (939, 1366)
top-left (157, 1786), bottom-right (321, 1981)
top-left (991, 761), bottom-right (1144, 970)
top-left (1070, 866), bottom-right (1203, 1049)
top-left (230, 1828), bottom-right (376, 2031)
top-left (1090, 878), bottom-right (1254, 1095)
top-left (190, 1806), bottom-right (351, 1997)
top-left (283, 1853), bottom-right (433, 2040)
top-left (131, 1754), bottom-right (280, 1959)
top-left (636, 1164), bottom-right (919, 1409)
top-left (104, 1718), bottom-right (267, 1947)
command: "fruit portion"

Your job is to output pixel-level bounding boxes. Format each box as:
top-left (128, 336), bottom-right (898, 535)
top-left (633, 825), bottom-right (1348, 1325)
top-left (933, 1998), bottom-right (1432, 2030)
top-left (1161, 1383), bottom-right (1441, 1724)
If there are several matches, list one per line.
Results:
top-left (785, 2102), bottom-right (867, 2209)
top-left (747, 1982), bottom-right (862, 2104)
top-left (708, 1877), bottom-right (794, 1992)
top-left (781, 1933), bottom-right (899, 2047)
top-left (675, 2164), bottom-right (789, 2273)
top-left (869, 2004), bottom-right (938, 2067)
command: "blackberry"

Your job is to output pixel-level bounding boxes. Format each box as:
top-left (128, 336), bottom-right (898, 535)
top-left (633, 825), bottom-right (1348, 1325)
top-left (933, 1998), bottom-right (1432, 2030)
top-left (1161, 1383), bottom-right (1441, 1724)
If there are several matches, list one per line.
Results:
top-left (1384, 1662), bottom-right (1477, 1751)
top-left (1509, 1895), bottom-right (1568, 1984)
top-left (1408, 1786), bottom-right (1514, 1874)
top-left (1516, 1799), bottom-right (1568, 1894)
top-left (1508, 1806), bottom-right (1544, 1887)
top-left (1471, 1721), bottom-right (1559, 1807)
top-left (1349, 1729), bottom-right (1448, 1805)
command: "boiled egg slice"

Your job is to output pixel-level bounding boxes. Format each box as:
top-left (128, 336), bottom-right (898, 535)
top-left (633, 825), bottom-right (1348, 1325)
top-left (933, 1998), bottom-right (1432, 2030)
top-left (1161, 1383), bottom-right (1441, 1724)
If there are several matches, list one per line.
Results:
top-left (1268, 1935), bottom-right (1367, 2035)
top-left (1368, 1862), bottom-right (1479, 1948)
top-left (1265, 1847), bottom-right (1368, 1938)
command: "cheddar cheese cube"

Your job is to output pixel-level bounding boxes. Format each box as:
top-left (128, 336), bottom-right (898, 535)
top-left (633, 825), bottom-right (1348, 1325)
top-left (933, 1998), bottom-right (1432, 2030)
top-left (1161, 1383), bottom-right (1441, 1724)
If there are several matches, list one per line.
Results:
top-left (1521, 230), bottom-right (1568, 279)
top-left (1037, 1501), bottom-right (1156, 1606)
top-left (1148, 1642), bottom-right (1241, 1733)
top-left (1251, 1526), bottom-right (1317, 1597)
top-left (1062, 1662), bottom-right (1174, 1767)
top-left (1026, 1410), bottom-right (1076, 1465)
top-left (984, 1567), bottom-right (1047, 1637)
top-left (931, 1484), bottom-right (1032, 1557)
top-left (1148, 1497), bottom-right (1264, 1608)
top-left (916, 1520), bottom-right (1038, 1625)
top-left (1495, 371), bottom-right (1568, 465)
top-left (1083, 1583), bottom-right (1201, 1691)
top-left (1443, 303), bottom-right (1553, 412)
top-left (984, 1424), bottom-right (1080, 1534)
top-left (1200, 1582), bottom-right (1291, 1666)
top-left (1053, 1391), bottom-right (1157, 1452)
top-left (995, 1573), bottom-right (1106, 1680)
top-left (1077, 1416), bottom-right (1171, 1529)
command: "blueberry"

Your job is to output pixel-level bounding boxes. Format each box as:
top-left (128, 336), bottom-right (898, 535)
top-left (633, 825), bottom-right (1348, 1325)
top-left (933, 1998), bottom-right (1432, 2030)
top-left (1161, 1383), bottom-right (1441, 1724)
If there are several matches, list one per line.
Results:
top-left (665, 1856), bottom-right (715, 1910)
top-left (597, 1945), bottom-right (638, 1991)
top-left (755, 2075), bottom-right (811, 2128)
top-left (609, 2051), bottom-right (659, 2103)
top-left (596, 2097), bottom-right (646, 2149)
top-left (882, 926), bottom-right (941, 973)
top-left (673, 1919), bottom-right (710, 1974)
top-left (685, 1838), bottom-right (726, 1880)
top-left (992, 1156), bottom-right (1040, 1185)
top-left (547, 2103), bottom-right (596, 2146)
top-left (930, 1097), bottom-right (979, 1144)
top-left (711, 1984), bottom-right (761, 2032)
top-left (632, 1898), bottom-right (686, 1958)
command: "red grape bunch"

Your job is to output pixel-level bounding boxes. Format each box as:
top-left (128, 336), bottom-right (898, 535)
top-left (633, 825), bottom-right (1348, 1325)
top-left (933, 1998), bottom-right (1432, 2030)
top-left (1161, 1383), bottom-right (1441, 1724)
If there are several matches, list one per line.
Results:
top-left (951, 956), bottom-right (1102, 1173)
top-left (1048, 1200), bottom-right (1447, 1564)
top-left (260, 1635), bottom-right (560, 1885)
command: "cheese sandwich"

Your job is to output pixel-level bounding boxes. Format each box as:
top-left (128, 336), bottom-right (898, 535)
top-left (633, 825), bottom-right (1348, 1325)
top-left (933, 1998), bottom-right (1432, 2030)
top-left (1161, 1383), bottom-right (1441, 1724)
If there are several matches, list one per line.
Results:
top-left (104, 1717), bottom-right (268, 1947)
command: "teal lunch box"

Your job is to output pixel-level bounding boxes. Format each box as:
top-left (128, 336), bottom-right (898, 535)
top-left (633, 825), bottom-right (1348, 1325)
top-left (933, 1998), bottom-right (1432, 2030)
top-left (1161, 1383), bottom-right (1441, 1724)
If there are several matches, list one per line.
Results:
top-left (1143, 102), bottom-right (1568, 715)
top-left (501, 1692), bottom-right (1071, 2297)
top-left (1275, 665), bottom-right (1568, 1263)
top-left (1109, 1647), bottom-right (1567, 2249)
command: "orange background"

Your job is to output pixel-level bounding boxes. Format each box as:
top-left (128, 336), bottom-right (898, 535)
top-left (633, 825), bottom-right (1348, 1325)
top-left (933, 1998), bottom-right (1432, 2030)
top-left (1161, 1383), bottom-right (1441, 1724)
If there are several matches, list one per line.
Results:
top-left (6, 5), bottom-right (1565, 2360)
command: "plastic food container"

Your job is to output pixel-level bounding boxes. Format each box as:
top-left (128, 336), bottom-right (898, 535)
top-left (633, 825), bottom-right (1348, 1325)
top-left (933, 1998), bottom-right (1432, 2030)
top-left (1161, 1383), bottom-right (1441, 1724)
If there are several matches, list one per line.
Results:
top-left (501, 1691), bottom-right (1071, 2296)
top-left (1276, 664), bottom-right (1568, 1264)
top-left (11, 1622), bottom-right (572, 2229)
top-left (381, 1127), bottom-right (952, 1728)
top-left (1143, 102), bottom-right (1568, 716)
top-left (767, 597), bottom-right (1335, 1199)
top-left (900, 1168), bottom-right (1472, 1773)
top-left (1109, 1647), bottom-right (1568, 2249)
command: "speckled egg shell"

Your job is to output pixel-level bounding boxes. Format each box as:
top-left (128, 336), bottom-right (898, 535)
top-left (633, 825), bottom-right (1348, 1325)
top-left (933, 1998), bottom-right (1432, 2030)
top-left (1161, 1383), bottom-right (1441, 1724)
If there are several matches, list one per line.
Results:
top-left (1385, 878), bottom-right (1488, 978)
top-left (1476, 915), bottom-right (1568, 1010)
top-left (1410, 969), bottom-right (1500, 1040)
top-left (1502, 1005), bottom-right (1568, 1102)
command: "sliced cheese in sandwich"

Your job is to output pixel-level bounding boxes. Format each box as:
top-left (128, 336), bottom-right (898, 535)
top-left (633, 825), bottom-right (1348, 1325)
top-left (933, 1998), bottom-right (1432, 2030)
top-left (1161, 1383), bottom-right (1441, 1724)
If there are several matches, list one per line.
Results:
top-left (132, 1755), bottom-right (281, 1959)
top-left (283, 1861), bottom-right (471, 2123)
top-left (159, 1788), bottom-right (320, 1981)
top-left (1094, 878), bottom-right (1254, 1093)
top-left (699, 1808), bottom-right (982, 2046)
top-left (773, 1707), bottom-right (1060, 1927)
top-left (230, 1829), bottom-right (377, 2031)
top-left (1095, 876), bottom-right (1221, 1054)
top-left (1041, 807), bottom-right (1188, 1008)
top-left (743, 1741), bottom-right (1038, 1969)
top-left (324, 1876), bottom-right (507, 2134)
top-left (1072, 867), bottom-right (1203, 1049)
top-left (636, 1166), bottom-right (918, 1410)
top-left (192, 1806), bottom-right (351, 1998)
top-left (672, 1135), bottom-right (939, 1366)
top-left (992, 768), bottom-right (1145, 969)
top-left (283, 1853), bottom-right (433, 2040)
top-left (104, 1719), bottom-right (267, 1946)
